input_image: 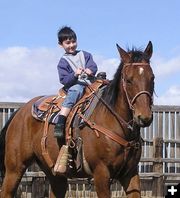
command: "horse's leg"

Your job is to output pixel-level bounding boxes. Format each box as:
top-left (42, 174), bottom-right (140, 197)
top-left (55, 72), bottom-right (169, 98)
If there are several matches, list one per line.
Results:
top-left (48, 175), bottom-right (68, 198)
top-left (121, 172), bottom-right (141, 198)
top-left (37, 154), bottom-right (68, 198)
top-left (93, 163), bottom-right (111, 198)
top-left (1, 165), bottom-right (26, 198)
top-left (1, 130), bottom-right (33, 197)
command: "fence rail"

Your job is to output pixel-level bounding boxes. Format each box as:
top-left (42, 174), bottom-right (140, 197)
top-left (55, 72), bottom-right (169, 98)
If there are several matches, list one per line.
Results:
top-left (0, 102), bottom-right (180, 197)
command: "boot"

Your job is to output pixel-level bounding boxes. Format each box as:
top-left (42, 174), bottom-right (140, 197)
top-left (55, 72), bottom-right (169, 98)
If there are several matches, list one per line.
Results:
top-left (54, 123), bottom-right (65, 139)
top-left (54, 115), bottom-right (66, 142)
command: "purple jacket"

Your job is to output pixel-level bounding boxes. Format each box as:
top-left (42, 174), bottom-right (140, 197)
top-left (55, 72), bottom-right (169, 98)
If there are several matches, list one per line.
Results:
top-left (57, 50), bottom-right (98, 89)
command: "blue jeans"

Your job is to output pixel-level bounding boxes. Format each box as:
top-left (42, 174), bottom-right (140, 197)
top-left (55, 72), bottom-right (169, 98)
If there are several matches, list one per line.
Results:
top-left (62, 84), bottom-right (85, 108)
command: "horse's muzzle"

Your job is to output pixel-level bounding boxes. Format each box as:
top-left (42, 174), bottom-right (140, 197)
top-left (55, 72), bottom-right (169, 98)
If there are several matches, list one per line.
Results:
top-left (134, 113), bottom-right (153, 128)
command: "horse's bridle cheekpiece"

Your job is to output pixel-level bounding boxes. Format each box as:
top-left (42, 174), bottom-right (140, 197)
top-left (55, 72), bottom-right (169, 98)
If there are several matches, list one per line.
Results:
top-left (122, 62), bottom-right (153, 111)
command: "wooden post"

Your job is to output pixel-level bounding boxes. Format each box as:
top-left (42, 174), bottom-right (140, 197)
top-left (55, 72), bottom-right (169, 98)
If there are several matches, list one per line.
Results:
top-left (32, 177), bottom-right (42, 198)
top-left (152, 137), bottom-right (164, 197)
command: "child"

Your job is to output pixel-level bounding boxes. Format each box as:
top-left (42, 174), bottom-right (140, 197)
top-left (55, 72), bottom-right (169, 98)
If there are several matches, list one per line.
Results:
top-left (54, 26), bottom-right (98, 141)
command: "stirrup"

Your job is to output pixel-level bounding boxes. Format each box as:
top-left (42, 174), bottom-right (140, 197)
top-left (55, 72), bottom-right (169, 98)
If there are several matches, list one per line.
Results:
top-left (54, 145), bottom-right (69, 174)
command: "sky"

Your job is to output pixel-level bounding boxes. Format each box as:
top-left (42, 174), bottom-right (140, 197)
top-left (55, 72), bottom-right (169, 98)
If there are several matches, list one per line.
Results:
top-left (0, 0), bottom-right (180, 105)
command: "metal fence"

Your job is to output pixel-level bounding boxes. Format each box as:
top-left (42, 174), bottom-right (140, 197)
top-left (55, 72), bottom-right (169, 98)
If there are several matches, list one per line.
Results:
top-left (0, 102), bottom-right (180, 197)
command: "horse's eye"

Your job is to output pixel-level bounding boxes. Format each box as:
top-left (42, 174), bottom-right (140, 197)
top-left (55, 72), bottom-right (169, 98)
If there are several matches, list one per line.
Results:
top-left (151, 75), bottom-right (155, 81)
top-left (126, 79), bottom-right (132, 84)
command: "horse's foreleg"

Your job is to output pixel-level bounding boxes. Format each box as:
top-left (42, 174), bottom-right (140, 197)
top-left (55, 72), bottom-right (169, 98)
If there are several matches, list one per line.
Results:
top-left (121, 173), bottom-right (141, 198)
top-left (48, 175), bottom-right (68, 198)
top-left (93, 164), bottom-right (111, 198)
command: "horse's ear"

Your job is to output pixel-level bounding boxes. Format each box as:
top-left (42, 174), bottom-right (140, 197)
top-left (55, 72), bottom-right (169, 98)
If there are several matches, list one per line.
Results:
top-left (116, 44), bottom-right (131, 63)
top-left (144, 41), bottom-right (153, 59)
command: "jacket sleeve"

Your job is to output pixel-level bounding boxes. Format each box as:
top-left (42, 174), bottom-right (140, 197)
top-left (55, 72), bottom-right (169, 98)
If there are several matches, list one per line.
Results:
top-left (83, 51), bottom-right (98, 75)
top-left (57, 58), bottom-right (78, 87)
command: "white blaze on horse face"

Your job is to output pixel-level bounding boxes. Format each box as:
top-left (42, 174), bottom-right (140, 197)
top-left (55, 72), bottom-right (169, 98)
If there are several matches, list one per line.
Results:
top-left (139, 67), bottom-right (144, 75)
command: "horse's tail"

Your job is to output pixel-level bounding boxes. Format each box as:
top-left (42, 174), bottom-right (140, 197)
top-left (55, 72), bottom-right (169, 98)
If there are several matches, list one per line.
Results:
top-left (0, 110), bottom-right (19, 179)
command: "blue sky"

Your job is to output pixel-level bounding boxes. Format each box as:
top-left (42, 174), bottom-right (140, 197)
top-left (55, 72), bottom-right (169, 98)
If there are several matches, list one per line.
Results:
top-left (0, 0), bottom-right (180, 105)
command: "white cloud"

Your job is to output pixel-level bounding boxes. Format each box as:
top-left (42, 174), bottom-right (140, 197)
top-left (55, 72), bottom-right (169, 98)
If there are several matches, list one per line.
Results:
top-left (152, 55), bottom-right (180, 78)
top-left (154, 85), bottom-right (180, 105)
top-left (94, 54), bottom-right (119, 79)
top-left (0, 47), bottom-right (63, 102)
top-left (151, 53), bottom-right (180, 105)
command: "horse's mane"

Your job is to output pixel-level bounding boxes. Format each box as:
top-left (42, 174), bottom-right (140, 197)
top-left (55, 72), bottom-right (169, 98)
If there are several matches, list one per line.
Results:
top-left (102, 47), bottom-right (150, 107)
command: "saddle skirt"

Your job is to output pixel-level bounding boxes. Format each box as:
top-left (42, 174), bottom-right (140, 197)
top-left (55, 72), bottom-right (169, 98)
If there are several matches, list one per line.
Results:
top-left (32, 89), bottom-right (67, 124)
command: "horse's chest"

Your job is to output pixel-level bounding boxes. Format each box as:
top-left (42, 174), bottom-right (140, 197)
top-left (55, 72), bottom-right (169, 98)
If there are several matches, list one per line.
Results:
top-left (111, 146), bottom-right (141, 171)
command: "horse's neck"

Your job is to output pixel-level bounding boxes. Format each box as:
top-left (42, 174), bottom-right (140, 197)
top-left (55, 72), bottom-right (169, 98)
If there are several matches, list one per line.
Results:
top-left (93, 87), bottom-right (132, 136)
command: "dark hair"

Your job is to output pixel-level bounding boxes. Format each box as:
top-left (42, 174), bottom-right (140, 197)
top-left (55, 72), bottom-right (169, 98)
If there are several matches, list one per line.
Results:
top-left (57, 26), bottom-right (77, 44)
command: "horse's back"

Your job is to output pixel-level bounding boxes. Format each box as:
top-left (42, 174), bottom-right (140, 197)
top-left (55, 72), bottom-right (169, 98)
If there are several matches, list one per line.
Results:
top-left (6, 96), bottom-right (43, 136)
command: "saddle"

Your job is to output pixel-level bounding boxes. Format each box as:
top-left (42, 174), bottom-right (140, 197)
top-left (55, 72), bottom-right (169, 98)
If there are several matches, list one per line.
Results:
top-left (32, 79), bottom-right (108, 125)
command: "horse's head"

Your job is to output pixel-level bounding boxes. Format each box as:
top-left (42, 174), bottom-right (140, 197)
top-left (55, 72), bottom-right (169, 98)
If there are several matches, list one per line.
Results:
top-left (116, 41), bottom-right (154, 127)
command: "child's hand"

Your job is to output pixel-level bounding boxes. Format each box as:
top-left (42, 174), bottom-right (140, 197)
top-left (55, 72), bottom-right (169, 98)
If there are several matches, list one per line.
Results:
top-left (75, 68), bottom-right (83, 77)
top-left (84, 68), bottom-right (93, 76)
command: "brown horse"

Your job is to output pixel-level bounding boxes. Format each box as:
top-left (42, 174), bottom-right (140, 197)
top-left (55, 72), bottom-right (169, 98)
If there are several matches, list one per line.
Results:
top-left (0, 41), bottom-right (154, 198)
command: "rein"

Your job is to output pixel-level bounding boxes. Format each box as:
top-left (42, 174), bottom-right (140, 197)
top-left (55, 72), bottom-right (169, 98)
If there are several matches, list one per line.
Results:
top-left (86, 83), bottom-right (133, 130)
top-left (79, 113), bottom-right (132, 147)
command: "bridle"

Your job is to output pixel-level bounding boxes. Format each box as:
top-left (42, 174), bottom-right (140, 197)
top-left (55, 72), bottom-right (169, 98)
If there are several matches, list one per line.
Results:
top-left (122, 63), bottom-right (153, 111)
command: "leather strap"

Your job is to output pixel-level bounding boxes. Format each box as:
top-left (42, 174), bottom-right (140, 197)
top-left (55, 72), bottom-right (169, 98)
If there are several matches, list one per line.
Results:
top-left (41, 106), bottom-right (54, 168)
top-left (79, 113), bottom-right (130, 147)
top-left (65, 80), bottom-right (106, 141)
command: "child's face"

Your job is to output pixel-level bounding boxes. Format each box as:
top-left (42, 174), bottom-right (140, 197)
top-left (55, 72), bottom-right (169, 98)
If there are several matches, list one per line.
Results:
top-left (60, 39), bottom-right (77, 54)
